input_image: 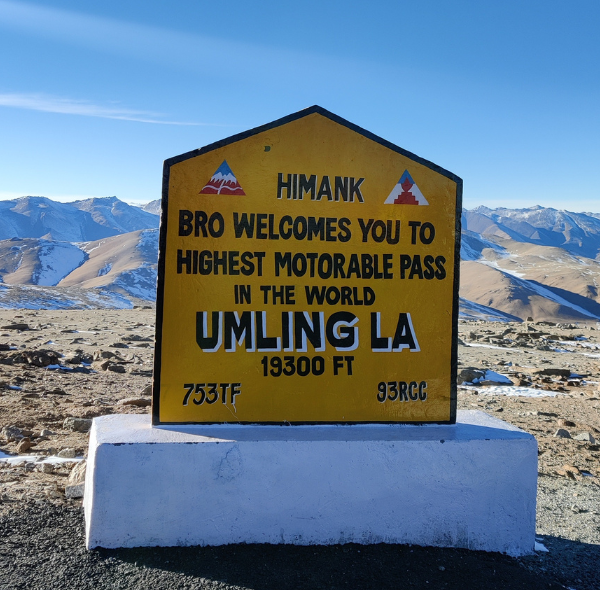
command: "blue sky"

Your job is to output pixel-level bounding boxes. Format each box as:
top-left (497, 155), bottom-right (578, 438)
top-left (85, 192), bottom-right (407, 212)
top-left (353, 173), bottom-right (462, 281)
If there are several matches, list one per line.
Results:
top-left (0, 0), bottom-right (599, 211)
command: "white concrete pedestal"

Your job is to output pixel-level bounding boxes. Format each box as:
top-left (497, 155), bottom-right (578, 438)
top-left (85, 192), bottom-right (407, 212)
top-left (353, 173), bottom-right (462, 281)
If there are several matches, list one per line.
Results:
top-left (84, 411), bottom-right (537, 555)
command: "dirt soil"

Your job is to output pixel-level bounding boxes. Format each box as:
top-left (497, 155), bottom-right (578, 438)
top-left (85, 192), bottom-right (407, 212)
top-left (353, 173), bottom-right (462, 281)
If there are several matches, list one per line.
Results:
top-left (0, 310), bottom-right (599, 589)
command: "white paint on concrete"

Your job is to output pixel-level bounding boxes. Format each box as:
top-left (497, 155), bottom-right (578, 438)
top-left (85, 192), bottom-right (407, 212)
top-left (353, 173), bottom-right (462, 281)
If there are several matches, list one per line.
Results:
top-left (84, 410), bottom-right (537, 555)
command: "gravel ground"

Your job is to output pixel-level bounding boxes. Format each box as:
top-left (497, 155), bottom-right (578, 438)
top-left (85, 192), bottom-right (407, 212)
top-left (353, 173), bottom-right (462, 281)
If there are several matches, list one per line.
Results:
top-left (0, 500), bottom-right (569, 590)
top-left (1, 312), bottom-right (600, 589)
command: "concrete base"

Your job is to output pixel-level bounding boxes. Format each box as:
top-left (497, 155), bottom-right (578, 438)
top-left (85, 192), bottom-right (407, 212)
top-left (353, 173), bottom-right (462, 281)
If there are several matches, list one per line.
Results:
top-left (84, 411), bottom-right (537, 556)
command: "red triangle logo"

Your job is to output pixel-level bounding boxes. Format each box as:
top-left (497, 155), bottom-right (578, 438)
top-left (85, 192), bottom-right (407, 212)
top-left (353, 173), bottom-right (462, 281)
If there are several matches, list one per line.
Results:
top-left (200, 161), bottom-right (245, 195)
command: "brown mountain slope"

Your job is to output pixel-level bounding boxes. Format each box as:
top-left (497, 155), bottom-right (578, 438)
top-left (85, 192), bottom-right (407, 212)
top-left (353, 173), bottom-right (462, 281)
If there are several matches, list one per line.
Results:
top-left (478, 239), bottom-right (600, 305)
top-left (58, 230), bottom-right (150, 289)
top-left (459, 261), bottom-right (598, 322)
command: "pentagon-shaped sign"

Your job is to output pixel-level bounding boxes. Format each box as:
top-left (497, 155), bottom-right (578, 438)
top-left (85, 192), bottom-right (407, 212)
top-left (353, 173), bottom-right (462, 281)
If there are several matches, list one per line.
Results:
top-left (152, 106), bottom-right (462, 424)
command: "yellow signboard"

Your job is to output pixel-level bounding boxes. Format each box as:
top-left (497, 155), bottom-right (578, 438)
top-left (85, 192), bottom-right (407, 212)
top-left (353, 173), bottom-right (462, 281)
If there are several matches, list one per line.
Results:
top-left (152, 106), bottom-right (462, 424)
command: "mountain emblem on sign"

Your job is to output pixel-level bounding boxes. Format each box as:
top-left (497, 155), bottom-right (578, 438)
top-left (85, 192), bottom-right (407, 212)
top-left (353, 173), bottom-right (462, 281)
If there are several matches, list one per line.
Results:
top-left (199, 161), bottom-right (246, 195)
top-left (384, 170), bottom-right (428, 205)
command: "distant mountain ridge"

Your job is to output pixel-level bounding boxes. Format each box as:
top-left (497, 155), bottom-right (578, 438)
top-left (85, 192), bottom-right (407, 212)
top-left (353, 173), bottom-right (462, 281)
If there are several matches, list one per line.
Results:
top-left (0, 196), bottom-right (158, 242)
top-left (464, 206), bottom-right (600, 259)
top-left (141, 199), bottom-right (161, 216)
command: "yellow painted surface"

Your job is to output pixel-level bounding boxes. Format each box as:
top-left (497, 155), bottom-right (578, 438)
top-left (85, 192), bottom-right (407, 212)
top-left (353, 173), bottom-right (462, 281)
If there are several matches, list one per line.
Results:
top-left (157, 112), bottom-right (459, 423)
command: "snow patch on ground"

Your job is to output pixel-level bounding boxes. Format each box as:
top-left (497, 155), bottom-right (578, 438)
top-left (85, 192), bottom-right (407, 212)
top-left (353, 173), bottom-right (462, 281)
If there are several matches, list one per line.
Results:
top-left (0, 284), bottom-right (136, 309)
top-left (0, 450), bottom-right (84, 465)
top-left (110, 265), bottom-right (157, 300)
top-left (33, 241), bottom-right (87, 286)
top-left (460, 232), bottom-right (508, 262)
top-left (97, 262), bottom-right (112, 277)
top-left (461, 385), bottom-right (562, 397)
top-left (464, 342), bottom-right (520, 351)
top-left (459, 298), bottom-right (521, 323)
top-left (477, 258), bottom-right (527, 278)
top-left (138, 228), bottom-right (159, 259)
top-left (535, 540), bottom-right (549, 552)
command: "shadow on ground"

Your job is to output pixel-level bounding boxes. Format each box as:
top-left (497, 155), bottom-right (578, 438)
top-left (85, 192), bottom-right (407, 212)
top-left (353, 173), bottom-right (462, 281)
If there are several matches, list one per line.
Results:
top-left (105, 542), bottom-right (565, 590)
top-left (520, 535), bottom-right (600, 590)
top-left (2, 502), bottom-right (598, 590)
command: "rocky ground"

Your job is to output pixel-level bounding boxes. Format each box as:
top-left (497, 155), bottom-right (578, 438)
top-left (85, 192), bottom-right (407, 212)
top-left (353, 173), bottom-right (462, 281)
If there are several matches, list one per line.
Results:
top-left (0, 310), bottom-right (599, 589)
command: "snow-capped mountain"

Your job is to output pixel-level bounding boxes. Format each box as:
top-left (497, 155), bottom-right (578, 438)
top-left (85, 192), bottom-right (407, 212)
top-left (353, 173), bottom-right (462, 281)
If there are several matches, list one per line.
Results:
top-left (140, 199), bottom-right (161, 216)
top-left (464, 206), bottom-right (600, 259)
top-left (0, 196), bottom-right (158, 242)
top-left (70, 196), bottom-right (159, 235)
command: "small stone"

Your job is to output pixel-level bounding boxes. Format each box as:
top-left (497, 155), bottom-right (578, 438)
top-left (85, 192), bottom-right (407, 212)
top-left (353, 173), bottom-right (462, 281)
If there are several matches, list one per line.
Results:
top-left (57, 448), bottom-right (77, 459)
top-left (457, 368), bottom-right (485, 384)
top-left (438, 566), bottom-right (446, 572)
top-left (63, 417), bottom-right (92, 433)
top-left (1, 425), bottom-right (22, 441)
top-left (141, 384), bottom-right (152, 396)
top-left (39, 429), bottom-right (55, 437)
top-left (554, 428), bottom-right (572, 439)
top-left (93, 350), bottom-right (116, 361)
top-left (47, 387), bottom-right (67, 396)
top-left (16, 438), bottom-right (32, 453)
top-left (118, 397), bottom-right (151, 407)
top-left (558, 419), bottom-right (576, 428)
top-left (64, 354), bottom-right (82, 364)
top-left (68, 460), bottom-right (86, 485)
top-left (556, 467), bottom-right (577, 479)
top-left (21, 349), bottom-right (61, 367)
top-left (535, 368), bottom-right (571, 378)
top-left (38, 463), bottom-right (54, 474)
top-left (109, 342), bottom-right (129, 348)
top-left (121, 334), bottom-right (151, 342)
top-left (573, 432), bottom-right (596, 444)
top-left (1, 323), bottom-right (29, 331)
top-left (65, 482), bottom-right (85, 499)
top-left (107, 363), bottom-right (126, 374)
top-left (92, 360), bottom-right (111, 371)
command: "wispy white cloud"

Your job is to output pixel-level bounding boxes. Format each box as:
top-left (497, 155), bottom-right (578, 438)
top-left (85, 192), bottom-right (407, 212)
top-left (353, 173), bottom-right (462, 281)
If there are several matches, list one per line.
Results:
top-left (0, 0), bottom-right (383, 84)
top-left (0, 92), bottom-right (211, 125)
